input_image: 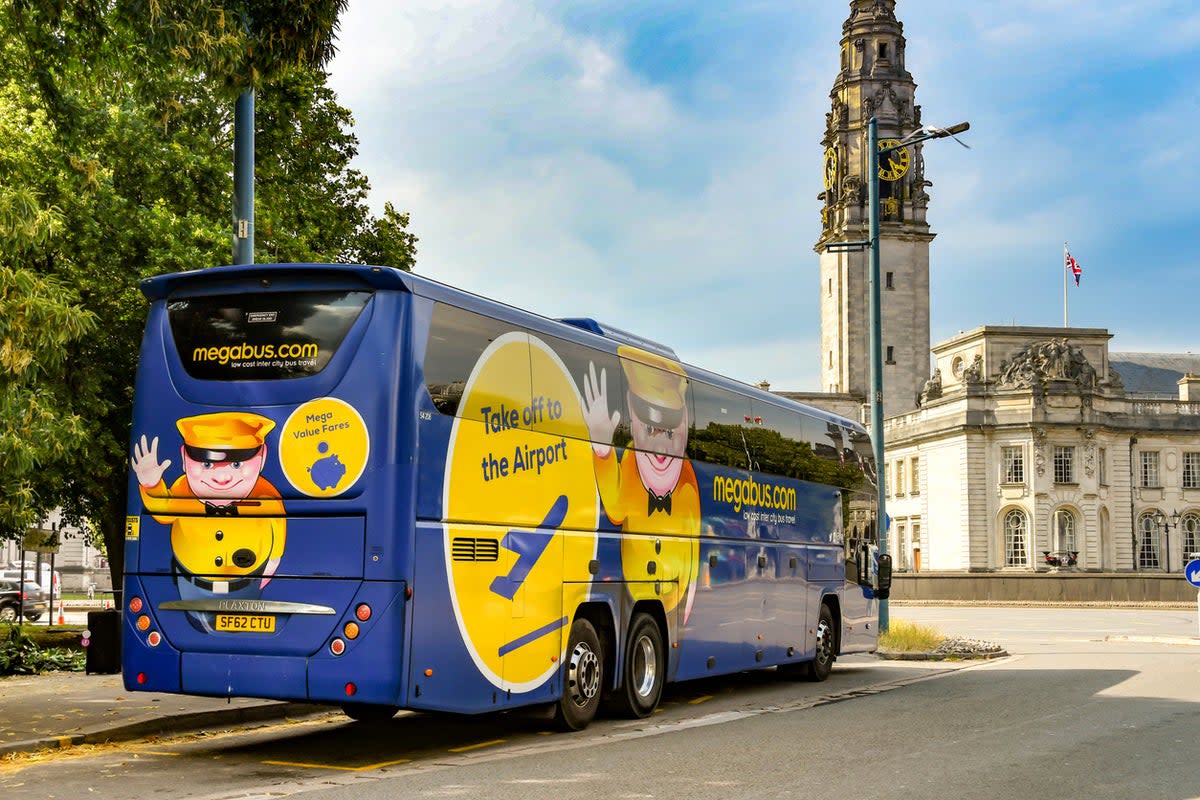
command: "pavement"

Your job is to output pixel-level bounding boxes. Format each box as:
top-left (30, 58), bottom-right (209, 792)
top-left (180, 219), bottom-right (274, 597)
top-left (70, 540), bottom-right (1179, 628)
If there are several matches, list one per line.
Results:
top-left (3, 601), bottom-right (1197, 759)
top-left (0, 670), bottom-right (335, 757)
top-left (2, 601), bottom-right (335, 759)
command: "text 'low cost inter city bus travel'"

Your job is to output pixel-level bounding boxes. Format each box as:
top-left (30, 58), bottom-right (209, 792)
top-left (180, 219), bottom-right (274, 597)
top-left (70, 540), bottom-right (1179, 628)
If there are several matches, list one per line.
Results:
top-left (122, 262), bottom-right (892, 730)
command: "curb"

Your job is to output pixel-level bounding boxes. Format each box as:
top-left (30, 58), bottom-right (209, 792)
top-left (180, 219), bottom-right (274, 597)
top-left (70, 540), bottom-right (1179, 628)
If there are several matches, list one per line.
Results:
top-left (0, 702), bottom-right (336, 758)
top-left (877, 650), bottom-right (1010, 661)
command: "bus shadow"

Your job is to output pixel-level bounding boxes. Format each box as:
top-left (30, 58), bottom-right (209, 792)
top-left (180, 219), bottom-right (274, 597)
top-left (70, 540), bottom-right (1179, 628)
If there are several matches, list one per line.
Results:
top-left (198, 664), bottom-right (876, 769)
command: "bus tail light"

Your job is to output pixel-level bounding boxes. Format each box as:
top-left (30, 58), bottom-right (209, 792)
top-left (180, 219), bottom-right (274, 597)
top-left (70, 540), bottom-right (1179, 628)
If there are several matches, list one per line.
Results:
top-left (330, 638), bottom-right (346, 656)
top-left (136, 615), bottom-right (151, 631)
top-left (345, 682), bottom-right (356, 697)
top-left (147, 631), bottom-right (162, 647)
top-left (129, 596), bottom-right (143, 613)
top-left (343, 622), bottom-right (360, 640)
top-left (355, 603), bottom-right (371, 621)
top-left (136, 672), bottom-right (147, 685)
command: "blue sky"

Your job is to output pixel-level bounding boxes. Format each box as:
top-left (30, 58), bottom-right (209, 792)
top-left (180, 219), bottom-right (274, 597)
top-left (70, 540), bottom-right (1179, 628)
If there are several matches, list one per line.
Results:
top-left (327, 0), bottom-right (1200, 391)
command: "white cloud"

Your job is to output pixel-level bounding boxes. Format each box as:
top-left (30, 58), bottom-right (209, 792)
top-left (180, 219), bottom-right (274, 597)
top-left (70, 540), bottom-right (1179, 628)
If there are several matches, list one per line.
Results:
top-left (327, 0), bottom-right (1200, 395)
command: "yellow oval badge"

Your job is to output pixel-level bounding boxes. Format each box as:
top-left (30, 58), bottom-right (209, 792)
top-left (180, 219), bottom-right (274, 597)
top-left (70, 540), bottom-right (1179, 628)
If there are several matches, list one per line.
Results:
top-left (445, 334), bottom-right (598, 692)
top-left (279, 398), bottom-right (369, 497)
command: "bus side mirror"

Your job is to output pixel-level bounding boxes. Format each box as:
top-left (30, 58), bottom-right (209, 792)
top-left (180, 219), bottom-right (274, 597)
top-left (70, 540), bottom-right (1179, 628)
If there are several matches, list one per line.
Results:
top-left (874, 553), bottom-right (893, 600)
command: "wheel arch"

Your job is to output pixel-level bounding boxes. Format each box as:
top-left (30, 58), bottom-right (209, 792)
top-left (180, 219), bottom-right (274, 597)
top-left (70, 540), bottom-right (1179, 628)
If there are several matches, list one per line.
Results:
top-left (573, 600), bottom-right (618, 693)
top-left (820, 592), bottom-right (842, 655)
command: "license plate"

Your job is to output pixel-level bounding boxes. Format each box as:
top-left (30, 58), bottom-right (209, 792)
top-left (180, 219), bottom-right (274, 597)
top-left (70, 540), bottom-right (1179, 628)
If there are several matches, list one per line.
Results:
top-left (215, 614), bottom-right (276, 633)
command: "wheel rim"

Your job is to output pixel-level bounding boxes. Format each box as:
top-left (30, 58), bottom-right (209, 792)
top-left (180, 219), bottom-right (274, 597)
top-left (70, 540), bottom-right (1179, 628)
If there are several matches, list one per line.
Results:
top-left (630, 633), bottom-right (658, 699)
top-left (815, 618), bottom-right (833, 666)
top-left (0, 606), bottom-right (14, 623)
top-left (566, 640), bottom-right (600, 707)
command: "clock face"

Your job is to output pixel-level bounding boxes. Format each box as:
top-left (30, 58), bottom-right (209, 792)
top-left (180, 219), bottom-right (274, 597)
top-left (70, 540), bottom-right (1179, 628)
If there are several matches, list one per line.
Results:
top-left (877, 138), bottom-right (911, 181)
top-left (823, 147), bottom-right (838, 190)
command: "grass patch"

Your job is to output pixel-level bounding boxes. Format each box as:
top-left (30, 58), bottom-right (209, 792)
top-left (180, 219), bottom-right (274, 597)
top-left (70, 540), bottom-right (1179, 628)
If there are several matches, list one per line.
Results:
top-left (0, 625), bottom-right (86, 675)
top-left (879, 619), bottom-right (945, 653)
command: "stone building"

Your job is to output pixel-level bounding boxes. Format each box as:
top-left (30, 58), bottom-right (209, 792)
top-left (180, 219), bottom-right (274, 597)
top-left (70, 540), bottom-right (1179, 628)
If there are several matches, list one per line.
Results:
top-left (800, 2), bottom-right (1200, 598)
top-left (815, 0), bottom-right (932, 417)
top-left (885, 328), bottom-right (1200, 575)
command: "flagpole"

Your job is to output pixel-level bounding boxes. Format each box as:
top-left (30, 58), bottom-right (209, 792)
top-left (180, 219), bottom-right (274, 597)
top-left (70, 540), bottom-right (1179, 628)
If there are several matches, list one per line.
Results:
top-left (1063, 241), bottom-right (1069, 327)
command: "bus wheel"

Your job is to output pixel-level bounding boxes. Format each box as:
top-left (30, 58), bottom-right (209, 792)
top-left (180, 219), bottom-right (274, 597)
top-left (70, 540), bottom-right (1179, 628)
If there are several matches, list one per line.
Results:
top-left (341, 703), bottom-right (399, 723)
top-left (554, 617), bottom-right (603, 731)
top-left (807, 603), bottom-right (836, 681)
top-left (605, 612), bottom-right (664, 718)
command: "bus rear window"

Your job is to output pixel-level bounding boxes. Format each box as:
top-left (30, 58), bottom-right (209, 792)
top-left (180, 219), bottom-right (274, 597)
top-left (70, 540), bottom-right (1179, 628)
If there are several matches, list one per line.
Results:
top-left (168, 290), bottom-right (371, 380)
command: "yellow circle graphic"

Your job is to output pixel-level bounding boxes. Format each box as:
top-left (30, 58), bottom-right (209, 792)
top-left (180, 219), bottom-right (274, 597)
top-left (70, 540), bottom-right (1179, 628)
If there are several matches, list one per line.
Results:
top-left (278, 398), bottom-right (369, 497)
top-left (445, 334), bottom-right (599, 692)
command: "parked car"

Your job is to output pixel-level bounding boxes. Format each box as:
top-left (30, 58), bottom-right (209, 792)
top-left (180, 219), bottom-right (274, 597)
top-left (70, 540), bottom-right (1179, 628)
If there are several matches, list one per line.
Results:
top-left (0, 578), bottom-right (49, 623)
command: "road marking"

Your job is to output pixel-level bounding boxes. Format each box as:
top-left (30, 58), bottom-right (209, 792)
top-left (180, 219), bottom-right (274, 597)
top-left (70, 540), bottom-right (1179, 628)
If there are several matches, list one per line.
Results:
top-left (448, 738), bottom-right (506, 753)
top-left (261, 758), bottom-right (410, 772)
top-left (688, 695), bottom-right (713, 705)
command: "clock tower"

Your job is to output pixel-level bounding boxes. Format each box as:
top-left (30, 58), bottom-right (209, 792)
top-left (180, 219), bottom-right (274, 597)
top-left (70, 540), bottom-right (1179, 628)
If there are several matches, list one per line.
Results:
top-left (815, 0), bottom-right (934, 417)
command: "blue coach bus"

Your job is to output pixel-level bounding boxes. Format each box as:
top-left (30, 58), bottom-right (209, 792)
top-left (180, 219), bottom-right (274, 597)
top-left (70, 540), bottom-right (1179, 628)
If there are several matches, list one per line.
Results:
top-left (123, 263), bottom-right (891, 730)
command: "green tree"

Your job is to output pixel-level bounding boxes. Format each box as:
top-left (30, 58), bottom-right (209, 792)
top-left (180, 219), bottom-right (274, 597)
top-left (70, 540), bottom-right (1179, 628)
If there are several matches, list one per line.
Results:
top-left (2, 2), bottom-right (416, 588)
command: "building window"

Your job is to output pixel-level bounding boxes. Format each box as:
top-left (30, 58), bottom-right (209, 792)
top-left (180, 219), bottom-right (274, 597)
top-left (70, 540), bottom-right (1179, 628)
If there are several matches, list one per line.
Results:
top-left (885, 271), bottom-right (894, 290)
top-left (1184, 453), bottom-right (1200, 489)
top-left (885, 345), bottom-right (895, 364)
top-left (1140, 451), bottom-right (1160, 488)
top-left (828, 351), bottom-right (833, 368)
top-left (894, 460), bottom-right (905, 497)
top-left (1053, 508), bottom-right (1078, 554)
top-left (895, 521), bottom-right (907, 570)
top-left (1002, 446), bottom-right (1024, 484)
top-left (1099, 447), bottom-right (1107, 486)
top-left (827, 278), bottom-right (832, 297)
top-left (1004, 509), bottom-right (1028, 567)
top-left (909, 456), bottom-right (919, 495)
top-left (1137, 513), bottom-right (1160, 569)
top-left (1053, 446), bottom-right (1075, 484)
top-left (878, 41), bottom-right (888, 59)
top-left (1182, 513), bottom-right (1200, 560)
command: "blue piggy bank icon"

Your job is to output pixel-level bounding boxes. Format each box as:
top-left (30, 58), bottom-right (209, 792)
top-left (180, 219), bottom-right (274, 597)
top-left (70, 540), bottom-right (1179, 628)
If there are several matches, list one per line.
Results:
top-left (309, 452), bottom-right (347, 490)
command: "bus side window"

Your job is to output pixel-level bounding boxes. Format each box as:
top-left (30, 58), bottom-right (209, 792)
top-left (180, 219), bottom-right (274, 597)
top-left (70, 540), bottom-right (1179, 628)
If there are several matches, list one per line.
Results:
top-left (532, 334), bottom-right (628, 450)
top-left (423, 303), bottom-right (529, 418)
top-left (689, 382), bottom-right (750, 468)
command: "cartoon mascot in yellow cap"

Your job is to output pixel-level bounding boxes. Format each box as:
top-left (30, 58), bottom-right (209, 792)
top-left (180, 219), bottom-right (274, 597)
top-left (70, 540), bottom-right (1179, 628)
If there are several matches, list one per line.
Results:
top-left (131, 412), bottom-right (286, 627)
top-left (582, 346), bottom-right (700, 622)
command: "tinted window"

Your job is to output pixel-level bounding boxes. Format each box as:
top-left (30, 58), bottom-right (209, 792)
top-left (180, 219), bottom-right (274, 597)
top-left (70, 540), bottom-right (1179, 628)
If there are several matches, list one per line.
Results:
top-left (424, 303), bottom-right (531, 418)
top-left (689, 382), bottom-right (751, 468)
top-left (169, 290), bottom-right (371, 381)
top-left (531, 334), bottom-right (629, 449)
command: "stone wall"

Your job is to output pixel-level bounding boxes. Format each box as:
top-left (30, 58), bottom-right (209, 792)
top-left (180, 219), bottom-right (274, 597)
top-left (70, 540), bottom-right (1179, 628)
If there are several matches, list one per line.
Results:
top-left (893, 572), bottom-right (1197, 604)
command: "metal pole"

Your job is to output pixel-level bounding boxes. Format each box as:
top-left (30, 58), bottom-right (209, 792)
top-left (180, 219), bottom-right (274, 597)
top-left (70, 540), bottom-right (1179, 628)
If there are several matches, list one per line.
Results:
top-left (233, 88), bottom-right (255, 265)
top-left (868, 117), bottom-right (889, 632)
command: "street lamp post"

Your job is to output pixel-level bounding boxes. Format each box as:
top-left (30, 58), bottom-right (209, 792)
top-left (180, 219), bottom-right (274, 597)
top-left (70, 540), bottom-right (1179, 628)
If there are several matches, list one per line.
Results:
top-left (826, 116), bottom-right (968, 632)
top-left (1154, 510), bottom-right (1182, 572)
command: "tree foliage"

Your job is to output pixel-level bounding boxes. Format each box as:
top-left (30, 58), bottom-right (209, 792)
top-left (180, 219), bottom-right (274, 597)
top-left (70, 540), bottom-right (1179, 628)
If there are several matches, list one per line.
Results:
top-left (0, 2), bottom-right (417, 585)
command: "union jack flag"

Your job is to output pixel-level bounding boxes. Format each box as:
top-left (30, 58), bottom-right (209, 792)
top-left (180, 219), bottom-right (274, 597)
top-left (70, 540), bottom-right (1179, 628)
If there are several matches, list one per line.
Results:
top-left (1065, 250), bottom-right (1082, 287)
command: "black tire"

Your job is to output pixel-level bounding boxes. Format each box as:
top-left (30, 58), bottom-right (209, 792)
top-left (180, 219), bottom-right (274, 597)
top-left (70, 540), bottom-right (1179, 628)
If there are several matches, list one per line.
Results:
top-left (26, 613), bottom-right (41, 622)
top-left (0, 604), bottom-right (15, 624)
top-left (341, 703), bottom-right (399, 723)
top-left (554, 617), bottom-right (604, 731)
top-left (605, 612), bottom-right (665, 719)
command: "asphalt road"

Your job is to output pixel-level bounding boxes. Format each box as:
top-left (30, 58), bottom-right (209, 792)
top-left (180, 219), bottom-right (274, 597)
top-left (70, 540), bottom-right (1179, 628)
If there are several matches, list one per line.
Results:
top-left (3, 606), bottom-right (1198, 800)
